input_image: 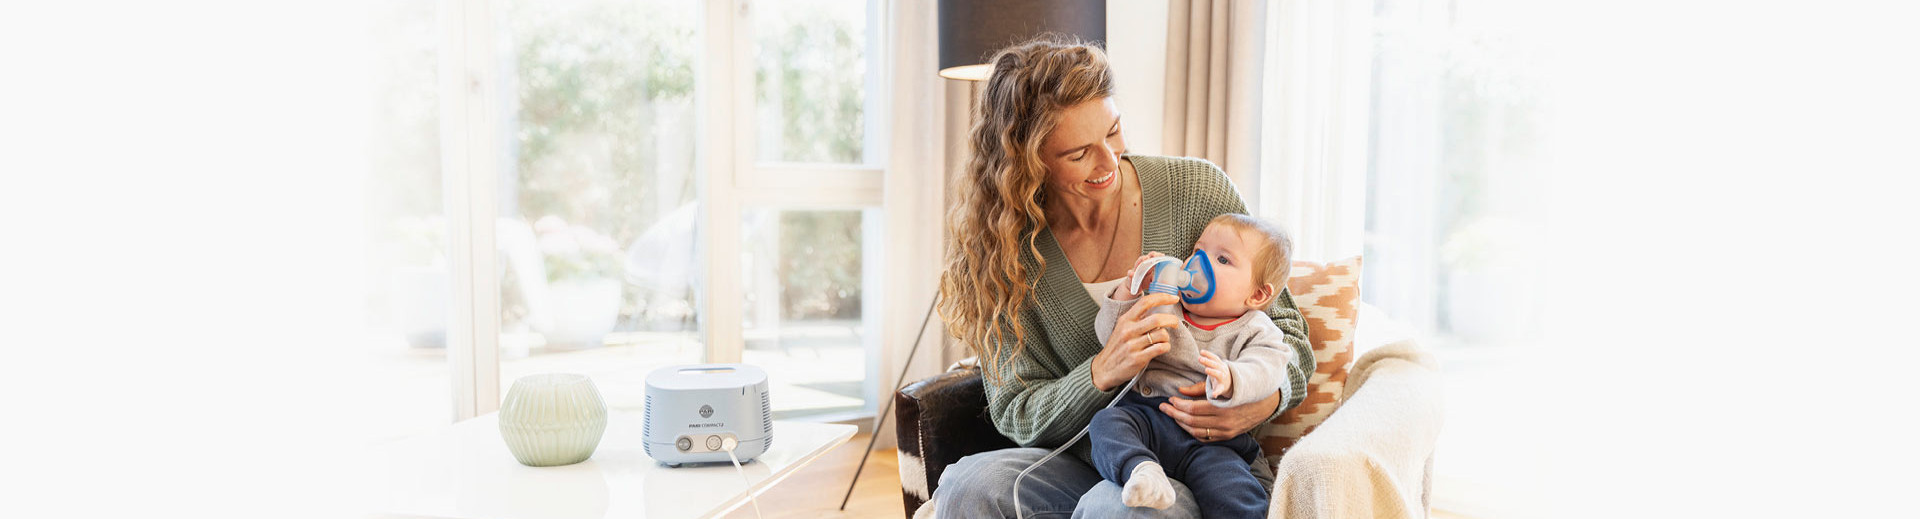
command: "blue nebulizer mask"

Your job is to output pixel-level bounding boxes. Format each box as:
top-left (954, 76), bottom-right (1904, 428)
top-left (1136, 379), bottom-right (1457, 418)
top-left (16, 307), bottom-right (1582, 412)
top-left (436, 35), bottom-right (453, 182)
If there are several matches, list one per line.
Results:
top-left (1126, 250), bottom-right (1216, 305)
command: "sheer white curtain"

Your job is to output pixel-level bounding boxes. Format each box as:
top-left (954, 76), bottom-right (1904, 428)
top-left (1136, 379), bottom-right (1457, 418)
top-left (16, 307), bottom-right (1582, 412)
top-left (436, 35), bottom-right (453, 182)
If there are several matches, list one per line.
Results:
top-left (1254, 0), bottom-right (1373, 264)
top-left (879, 0), bottom-right (953, 446)
top-left (1160, 0), bottom-right (1266, 186)
top-left (1155, 0), bottom-right (1373, 264)
top-left (1362, 0), bottom-right (1442, 332)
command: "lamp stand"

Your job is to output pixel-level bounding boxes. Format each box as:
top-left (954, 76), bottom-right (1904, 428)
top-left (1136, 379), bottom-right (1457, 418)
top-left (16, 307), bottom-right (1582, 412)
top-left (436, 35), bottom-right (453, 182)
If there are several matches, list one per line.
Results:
top-left (838, 295), bottom-right (938, 510)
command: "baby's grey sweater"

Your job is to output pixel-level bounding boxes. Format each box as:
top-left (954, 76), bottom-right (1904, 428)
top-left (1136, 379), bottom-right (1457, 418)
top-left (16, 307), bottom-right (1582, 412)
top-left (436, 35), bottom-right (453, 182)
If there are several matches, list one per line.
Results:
top-left (1092, 286), bottom-right (1296, 409)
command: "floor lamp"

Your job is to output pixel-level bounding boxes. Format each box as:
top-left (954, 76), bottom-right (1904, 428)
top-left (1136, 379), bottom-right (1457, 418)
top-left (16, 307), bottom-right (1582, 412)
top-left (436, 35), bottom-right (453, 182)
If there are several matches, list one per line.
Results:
top-left (837, 297), bottom-right (936, 510)
top-left (838, 0), bottom-right (1105, 510)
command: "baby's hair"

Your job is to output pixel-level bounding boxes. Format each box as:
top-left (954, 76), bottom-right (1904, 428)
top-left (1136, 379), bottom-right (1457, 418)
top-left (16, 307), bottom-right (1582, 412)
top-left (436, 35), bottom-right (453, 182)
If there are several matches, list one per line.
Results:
top-left (1207, 214), bottom-right (1292, 291)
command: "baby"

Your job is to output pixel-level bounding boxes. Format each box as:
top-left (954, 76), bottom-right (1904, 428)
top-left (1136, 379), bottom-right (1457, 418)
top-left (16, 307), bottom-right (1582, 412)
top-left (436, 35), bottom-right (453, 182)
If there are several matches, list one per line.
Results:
top-left (1090, 213), bottom-right (1297, 517)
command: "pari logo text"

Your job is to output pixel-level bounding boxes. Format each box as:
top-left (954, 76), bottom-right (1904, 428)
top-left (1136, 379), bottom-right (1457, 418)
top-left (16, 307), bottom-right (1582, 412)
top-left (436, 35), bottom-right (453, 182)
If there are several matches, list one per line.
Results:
top-left (688, 403), bottom-right (723, 428)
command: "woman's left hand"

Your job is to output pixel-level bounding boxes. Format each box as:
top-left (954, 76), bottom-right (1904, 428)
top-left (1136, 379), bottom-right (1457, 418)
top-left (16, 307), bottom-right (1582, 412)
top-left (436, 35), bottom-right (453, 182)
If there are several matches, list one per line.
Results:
top-left (1159, 380), bottom-right (1280, 442)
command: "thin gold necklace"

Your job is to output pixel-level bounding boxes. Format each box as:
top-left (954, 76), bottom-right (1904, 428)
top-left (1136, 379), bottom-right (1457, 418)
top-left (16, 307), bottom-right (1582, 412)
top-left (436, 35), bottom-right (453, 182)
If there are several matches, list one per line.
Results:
top-left (1077, 170), bottom-right (1125, 283)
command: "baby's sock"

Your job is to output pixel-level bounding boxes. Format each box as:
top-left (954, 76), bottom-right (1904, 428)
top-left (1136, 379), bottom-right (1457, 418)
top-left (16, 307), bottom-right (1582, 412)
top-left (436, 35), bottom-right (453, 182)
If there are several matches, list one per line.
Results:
top-left (1120, 460), bottom-right (1175, 509)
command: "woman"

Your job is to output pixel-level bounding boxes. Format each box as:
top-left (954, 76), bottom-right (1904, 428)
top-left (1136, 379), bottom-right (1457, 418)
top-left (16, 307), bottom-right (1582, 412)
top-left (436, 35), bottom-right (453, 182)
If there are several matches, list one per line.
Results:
top-left (932, 38), bottom-right (1314, 518)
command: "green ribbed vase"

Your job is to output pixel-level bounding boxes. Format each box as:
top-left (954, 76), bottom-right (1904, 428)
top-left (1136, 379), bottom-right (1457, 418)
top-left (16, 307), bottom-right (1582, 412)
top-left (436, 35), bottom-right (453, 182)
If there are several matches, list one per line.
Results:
top-left (498, 373), bottom-right (608, 467)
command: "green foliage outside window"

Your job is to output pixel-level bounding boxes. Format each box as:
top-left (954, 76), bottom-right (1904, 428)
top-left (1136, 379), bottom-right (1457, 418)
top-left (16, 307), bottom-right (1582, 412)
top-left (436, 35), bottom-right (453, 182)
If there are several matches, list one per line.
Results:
top-left (509, 0), bottom-right (696, 251)
top-left (778, 211), bottom-right (862, 321)
top-left (754, 1), bottom-right (866, 164)
top-left (507, 0), bottom-right (869, 323)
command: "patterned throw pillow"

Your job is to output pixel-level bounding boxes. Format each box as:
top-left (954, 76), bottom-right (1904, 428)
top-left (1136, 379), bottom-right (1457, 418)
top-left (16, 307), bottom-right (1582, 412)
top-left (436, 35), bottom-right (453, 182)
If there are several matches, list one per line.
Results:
top-left (1256, 255), bottom-right (1363, 468)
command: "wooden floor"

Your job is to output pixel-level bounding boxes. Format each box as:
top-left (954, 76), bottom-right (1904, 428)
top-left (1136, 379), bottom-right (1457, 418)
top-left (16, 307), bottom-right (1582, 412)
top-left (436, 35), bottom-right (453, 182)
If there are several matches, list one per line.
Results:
top-left (723, 433), bottom-right (1478, 519)
top-left (724, 433), bottom-right (907, 519)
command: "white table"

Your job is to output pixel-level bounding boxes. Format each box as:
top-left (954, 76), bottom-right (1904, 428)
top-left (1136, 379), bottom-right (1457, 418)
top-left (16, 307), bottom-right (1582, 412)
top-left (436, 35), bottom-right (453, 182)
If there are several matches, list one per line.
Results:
top-left (363, 411), bottom-right (856, 519)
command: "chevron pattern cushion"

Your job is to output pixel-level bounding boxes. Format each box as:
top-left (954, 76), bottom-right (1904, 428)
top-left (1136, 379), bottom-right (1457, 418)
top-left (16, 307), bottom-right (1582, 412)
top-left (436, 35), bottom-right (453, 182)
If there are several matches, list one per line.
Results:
top-left (1256, 255), bottom-right (1363, 467)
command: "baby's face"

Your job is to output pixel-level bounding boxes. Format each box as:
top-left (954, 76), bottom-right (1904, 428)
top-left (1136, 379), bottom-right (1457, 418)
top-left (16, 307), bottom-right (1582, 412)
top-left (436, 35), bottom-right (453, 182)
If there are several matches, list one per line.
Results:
top-left (1183, 222), bottom-right (1270, 319)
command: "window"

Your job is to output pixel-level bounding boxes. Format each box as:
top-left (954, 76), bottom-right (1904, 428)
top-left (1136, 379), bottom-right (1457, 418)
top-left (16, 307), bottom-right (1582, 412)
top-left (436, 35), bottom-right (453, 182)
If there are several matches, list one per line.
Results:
top-left (1365, 0), bottom-right (1550, 514)
top-left (752, 0), bottom-right (876, 166)
top-left (1366, 0), bottom-right (1547, 344)
top-left (363, 0), bottom-right (450, 443)
top-left (740, 0), bottom-right (885, 419)
top-left (371, 0), bottom-right (889, 425)
top-left (492, 0), bottom-right (705, 411)
top-left (741, 209), bottom-right (879, 419)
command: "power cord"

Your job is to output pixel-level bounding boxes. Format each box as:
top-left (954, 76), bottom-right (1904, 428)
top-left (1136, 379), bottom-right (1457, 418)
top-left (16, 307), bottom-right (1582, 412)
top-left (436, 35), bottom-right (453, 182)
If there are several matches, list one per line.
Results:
top-left (721, 437), bottom-right (764, 519)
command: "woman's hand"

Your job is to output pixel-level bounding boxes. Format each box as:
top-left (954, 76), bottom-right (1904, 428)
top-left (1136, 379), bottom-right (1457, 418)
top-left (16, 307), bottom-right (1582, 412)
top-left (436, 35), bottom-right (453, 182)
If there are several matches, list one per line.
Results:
top-left (1113, 252), bottom-right (1167, 301)
top-left (1090, 292), bottom-right (1181, 391)
top-left (1158, 380), bottom-right (1280, 442)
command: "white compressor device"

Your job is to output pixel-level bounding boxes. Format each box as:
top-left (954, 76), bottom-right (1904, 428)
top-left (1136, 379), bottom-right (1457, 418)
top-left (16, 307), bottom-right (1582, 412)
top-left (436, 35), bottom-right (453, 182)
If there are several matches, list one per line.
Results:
top-left (642, 363), bottom-right (773, 466)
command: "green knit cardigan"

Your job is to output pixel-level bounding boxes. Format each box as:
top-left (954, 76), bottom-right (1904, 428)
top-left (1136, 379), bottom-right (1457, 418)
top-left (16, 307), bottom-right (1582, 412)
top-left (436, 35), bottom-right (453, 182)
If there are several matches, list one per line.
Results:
top-left (983, 154), bottom-right (1315, 464)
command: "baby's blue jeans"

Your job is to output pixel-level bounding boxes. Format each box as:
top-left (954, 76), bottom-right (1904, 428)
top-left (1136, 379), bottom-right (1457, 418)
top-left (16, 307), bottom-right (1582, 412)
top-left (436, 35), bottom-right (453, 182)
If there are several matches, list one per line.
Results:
top-left (1089, 393), bottom-right (1268, 519)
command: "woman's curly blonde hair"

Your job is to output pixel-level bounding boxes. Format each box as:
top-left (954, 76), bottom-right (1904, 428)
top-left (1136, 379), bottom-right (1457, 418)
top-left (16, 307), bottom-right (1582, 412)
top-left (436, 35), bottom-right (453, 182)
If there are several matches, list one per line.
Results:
top-left (938, 37), bottom-right (1113, 383)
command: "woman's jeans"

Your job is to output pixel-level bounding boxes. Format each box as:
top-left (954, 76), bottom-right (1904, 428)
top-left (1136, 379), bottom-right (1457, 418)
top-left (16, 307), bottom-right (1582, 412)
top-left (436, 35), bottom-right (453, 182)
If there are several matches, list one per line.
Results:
top-left (932, 447), bottom-right (1201, 519)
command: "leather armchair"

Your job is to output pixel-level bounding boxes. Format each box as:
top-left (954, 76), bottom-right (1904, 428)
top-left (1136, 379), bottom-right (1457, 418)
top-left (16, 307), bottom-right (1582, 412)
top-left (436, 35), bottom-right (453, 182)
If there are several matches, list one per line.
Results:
top-left (892, 366), bottom-right (1010, 518)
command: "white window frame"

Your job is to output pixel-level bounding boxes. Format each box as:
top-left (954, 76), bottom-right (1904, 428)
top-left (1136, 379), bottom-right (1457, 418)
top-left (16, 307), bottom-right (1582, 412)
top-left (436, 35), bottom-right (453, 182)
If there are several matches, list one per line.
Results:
top-left (440, 0), bottom-right (889, 421)
top-left (441, 0), bottom-right (501, 420)
top-left (712, 0), bottom-right (890, 419)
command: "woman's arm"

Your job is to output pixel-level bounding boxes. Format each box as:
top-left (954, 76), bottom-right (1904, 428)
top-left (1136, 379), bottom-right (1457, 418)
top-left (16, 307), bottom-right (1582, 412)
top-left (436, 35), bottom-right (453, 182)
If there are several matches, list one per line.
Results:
top-left (984, 292), bottom-right (1183, 448)
top-left (980, 312), bottom-right (1119, 448)
top-left (1261, 291), bottom-right (1315, 419)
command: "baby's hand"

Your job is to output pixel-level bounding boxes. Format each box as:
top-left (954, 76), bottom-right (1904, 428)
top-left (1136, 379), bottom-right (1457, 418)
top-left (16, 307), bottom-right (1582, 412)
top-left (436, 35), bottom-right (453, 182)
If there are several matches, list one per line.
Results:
top-left (1198, 350), bottom-right (1232, 400)
top-left (1123, 252), bottom-right (1168, 296)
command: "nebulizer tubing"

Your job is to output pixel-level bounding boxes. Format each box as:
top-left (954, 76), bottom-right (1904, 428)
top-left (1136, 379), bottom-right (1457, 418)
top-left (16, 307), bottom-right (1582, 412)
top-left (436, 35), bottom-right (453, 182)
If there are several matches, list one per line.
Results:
top-left (1012, 373), bottom-right (1141, 519)
top-left (1010, 251), bottom-right (1215, 519)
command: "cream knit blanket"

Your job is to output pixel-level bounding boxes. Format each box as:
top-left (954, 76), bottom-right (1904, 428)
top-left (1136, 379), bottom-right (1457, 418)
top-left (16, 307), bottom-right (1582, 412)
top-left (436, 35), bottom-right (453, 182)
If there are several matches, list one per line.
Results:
top-left (1270, 339), bottom-right (1445, 519)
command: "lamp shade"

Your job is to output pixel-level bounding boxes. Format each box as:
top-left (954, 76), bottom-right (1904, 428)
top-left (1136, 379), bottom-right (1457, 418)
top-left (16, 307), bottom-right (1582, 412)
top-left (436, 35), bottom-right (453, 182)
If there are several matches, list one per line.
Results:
top-left (938, 0), bottom-right (1106, 81)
